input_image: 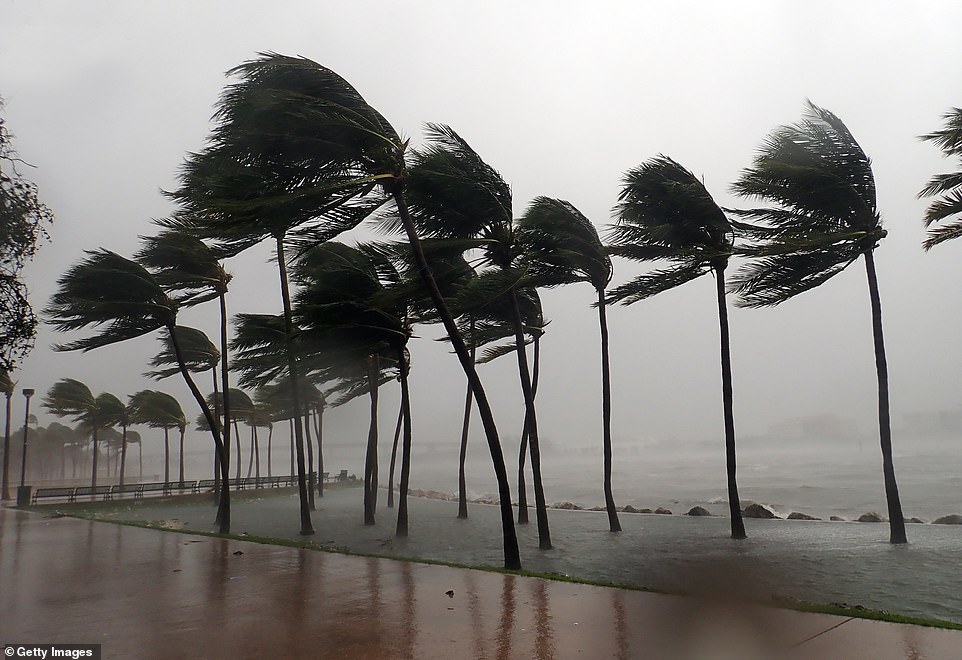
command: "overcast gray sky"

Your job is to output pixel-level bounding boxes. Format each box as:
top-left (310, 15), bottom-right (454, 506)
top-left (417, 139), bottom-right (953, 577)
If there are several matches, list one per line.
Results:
top-left (2, 1), bottom-right (962, 473)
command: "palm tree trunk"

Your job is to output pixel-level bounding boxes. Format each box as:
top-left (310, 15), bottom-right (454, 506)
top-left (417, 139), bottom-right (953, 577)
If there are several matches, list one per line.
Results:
top-left (2, 394), bottom-right (11, 500)
top-left (396, 347), bottom-right (413, 537)
top-left (267, 425), bottom-right (273, 478)
top-left (138, 442), bottom-right (142, 480)
top-left (304, 411), bottom-right (315, 509)
top-left (510, 292), bottom-right (551, 550)
top-left (598, 289), bottom-right (622, 532)
top-left (178, 426), bottom-right (186, 486)
top-left (387, 401), bottom-right (402, 508)
top-left (234, 420), bottom-right (242, 482)
top-left (254, 425), bottom-right (260, 480)
top-left (217, 291), bottom-right (232, 527)
top-left (246, 427), bottom-right (255, 479)
top-left (163, 427), bottom-right (170, 486)
top-left (275, 235), bottom-right (314, 535)
top-left (392, 189), bottom-right (521, 570)
top-left (458, 318), bottom-right (476, 520)
top-left (91, 428), bottom-right (99, 490)
top-left (715, 265), bottom-right (746, 540)
top-left (364, 354), bottom-right (379, 525)
top-left (212, 367), bottom-right (221, 500)
top-left (169, 321), bottom-right (229, 532)
top-left (289, 418), bottom-right (294, 478)
top-left (863, 251), bottom-right (907, 543)
top-left (119, 422), bottom-right (128, 488)
top-left (315, 409), bottom-right (323, 498)
top-left (517, 335), bottom-right (541, 525)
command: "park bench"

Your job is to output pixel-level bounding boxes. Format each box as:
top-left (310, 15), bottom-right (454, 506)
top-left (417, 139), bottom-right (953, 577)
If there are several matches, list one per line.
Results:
top-left (31, 487), bottom-right (77, 504)
top-left (195, 479), bottom-right (217, 493)
top-left (74, 485), bottom-right (113, 501)
top-left (113, 483), bottom-right (144, 499)
top-left (169, 481), bottom-right (196, 494)
top-left (139, 482), bottom-right (167, 498)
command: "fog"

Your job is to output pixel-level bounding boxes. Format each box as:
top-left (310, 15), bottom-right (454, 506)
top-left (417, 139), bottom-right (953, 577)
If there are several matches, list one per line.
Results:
top-left (2, 1), bottom-right (962, 503)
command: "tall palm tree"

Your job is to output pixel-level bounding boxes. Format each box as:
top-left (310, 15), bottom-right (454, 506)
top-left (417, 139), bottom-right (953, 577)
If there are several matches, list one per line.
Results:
top-left (405, 124), bottom-right (552, 550)
top-left (129, 390), bottom-right (186, 487)
top-left (607, 157), bottom-right (746, 539)
top-left (919, 106), bottom-right (962, 249)
top-left (1, 368), bottom-right (13, 500)
top-left (519, 197), bottom-right (628, 530)
top-left (175, 53), bottom-right (519, 568)
top-left (137, 228), bottom-right (234, 507)
top-left (731, 101), bottom-right (906, 543)
top-left (45, 250), bottom-right (229, 530)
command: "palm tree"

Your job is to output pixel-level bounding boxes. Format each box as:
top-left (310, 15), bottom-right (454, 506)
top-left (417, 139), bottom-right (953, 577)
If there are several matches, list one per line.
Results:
top-left (174, 53), bottom-right (519, 568)
top-left (42, 379), bottom-right (126, 490)
top-left (45, 250), bottom-right (229, 529)
top-left (1, 368), bottom-right (13, 500)
top-left (519, 197), bottom-right (626, 530)
top-left (920, 106), bottom-right (962, 249)
top-left (129, 390), bottom-right (186, 487)
top-left (137, 228), bottom-right (234, 507)
top-left (731, 101), bottom-right (906, 543)
top-left (607, 157), bottom-right (746, 539)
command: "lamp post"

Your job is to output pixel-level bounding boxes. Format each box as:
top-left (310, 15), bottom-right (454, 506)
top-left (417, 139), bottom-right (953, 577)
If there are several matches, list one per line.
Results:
top-left (16, 389), bottom-right (34, 505)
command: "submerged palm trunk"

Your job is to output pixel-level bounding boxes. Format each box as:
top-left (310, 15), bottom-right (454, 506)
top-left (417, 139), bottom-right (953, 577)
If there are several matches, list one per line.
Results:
top-left (864, 251), bottom-right (907, 543)
top-left (715, 265), bottom-right (746, 540)
top-left (510, 292), bottom-right (551, 550)
top-left (598, 290), bottom-right (622, 532)
top-left (388, 401), bottom-right (402, 508)
top-left (275, 236), bottom-right (314, 535)
top-left (392, 188), bottom-right (521, 570)
top-left (363, 354), bottom-right (380, 525)
top-left (396, 347), bottom-right (413, 537)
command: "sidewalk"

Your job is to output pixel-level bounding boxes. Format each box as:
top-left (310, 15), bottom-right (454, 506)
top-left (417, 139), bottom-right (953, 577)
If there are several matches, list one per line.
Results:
top-left (1, 506), bottom-right (959, 659)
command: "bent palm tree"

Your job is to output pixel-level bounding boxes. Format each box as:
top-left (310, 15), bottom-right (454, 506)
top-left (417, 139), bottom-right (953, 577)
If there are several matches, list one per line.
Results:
top-left (520, 197), bottom-right (622, 532)
top-left (129, 390), bottom-right (186, 487)
top-left (920, 107), bottom-right (962, 249)
top-left (44, 250), bottom-right (229, 530)
top-left (607, 157), bottom-right (746, 539)
top-left (731, 101), bottom-right (906, 544)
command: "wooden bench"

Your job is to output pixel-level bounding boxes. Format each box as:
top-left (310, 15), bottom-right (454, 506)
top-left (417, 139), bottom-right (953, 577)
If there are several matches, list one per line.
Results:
top-left (139, 482), bottom-right (167, 498)
top-left (195, 479), bottom-right (218, 493)
top-left (31, 487), bottom-right (77, 504)
top-left (113, 483), bottom-right (144, 499)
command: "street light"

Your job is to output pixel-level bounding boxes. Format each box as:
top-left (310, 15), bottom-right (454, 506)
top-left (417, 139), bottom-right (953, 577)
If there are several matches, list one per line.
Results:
top-left (18, 388), bottom-right (34, 491)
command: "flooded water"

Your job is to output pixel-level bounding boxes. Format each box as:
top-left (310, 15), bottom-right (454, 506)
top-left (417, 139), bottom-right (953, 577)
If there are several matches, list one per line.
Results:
top-left (80, 486), bottom-right (962, 625)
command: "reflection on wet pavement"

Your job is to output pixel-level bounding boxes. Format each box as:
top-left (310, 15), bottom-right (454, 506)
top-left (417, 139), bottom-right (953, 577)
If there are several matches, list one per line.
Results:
top-left (1, 507), bottom-right (959, 659)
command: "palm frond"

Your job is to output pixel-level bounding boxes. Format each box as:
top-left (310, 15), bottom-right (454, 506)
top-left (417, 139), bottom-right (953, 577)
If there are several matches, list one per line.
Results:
top-left (606, 264), bottom-right (706, 306)
top-left (145, 325), bottom-right (219, 380)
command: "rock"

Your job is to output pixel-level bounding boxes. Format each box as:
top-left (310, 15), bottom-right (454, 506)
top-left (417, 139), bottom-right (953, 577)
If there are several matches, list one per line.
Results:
top-left (932, 514), bottom-right (962, 525)
top-left (857, 512), bottom-right (885, 523)
top-left (654, 507), bottom-right (672, 515)
top-left (588, 506), bottom-right (606, 512)
top-left (622, 505), bottom-right (639, 513)
top-left (743, 503), bottom-right (778, 519)
top-left (787, 512), bottom-right (820, 520)
top-left (907, 517), bottom-right (926, 524)
top-left (686, 506), bottom-right (711, 516)
top-left (829, 516), bottom-right (846, 522)
top-left (639, 508), bottom-right (653, 514)
top-left (552, 502), bottom-right (583, 510)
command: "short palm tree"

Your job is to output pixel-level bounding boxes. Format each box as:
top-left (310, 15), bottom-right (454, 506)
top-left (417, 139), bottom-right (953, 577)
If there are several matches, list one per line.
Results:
top-left (919, 106), bottom-right (962, 249)
top-left (607, 156), bottom-right (746, 539)
top-left (45, 250), bottom-right (229, 530)
top-left (129, 390), bottom-right (186, 487)
top-left (731, 101), bottom-right (906, 543)
top-left (42, 379), bottom-right (125, 490)
top-left (1, 368), bottom-right (13, 500)
top-left (520, 196), bottom-right (623, 532)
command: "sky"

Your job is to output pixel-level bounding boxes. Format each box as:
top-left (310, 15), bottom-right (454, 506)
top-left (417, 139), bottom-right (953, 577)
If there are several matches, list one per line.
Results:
top-left (2, 1), bottom-right (962, 487)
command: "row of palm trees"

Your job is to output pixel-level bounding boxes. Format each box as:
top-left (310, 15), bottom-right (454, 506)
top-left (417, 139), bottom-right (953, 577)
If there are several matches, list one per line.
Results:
top-left (38, 52), bottom-right (962, 569)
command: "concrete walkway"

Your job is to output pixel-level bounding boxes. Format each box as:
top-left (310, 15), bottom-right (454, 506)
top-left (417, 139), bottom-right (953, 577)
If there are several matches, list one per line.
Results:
top-left (1, 507), bottom-right (959, 659)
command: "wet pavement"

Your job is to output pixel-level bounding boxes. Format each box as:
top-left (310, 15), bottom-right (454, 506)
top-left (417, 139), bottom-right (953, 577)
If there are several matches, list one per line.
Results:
top-left (1, 506), bottom-right (960, 659)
